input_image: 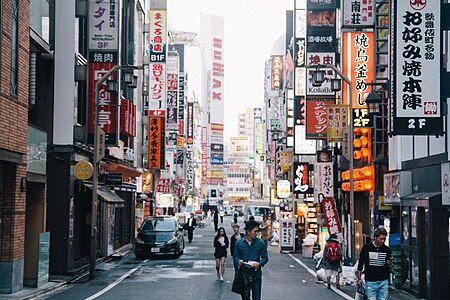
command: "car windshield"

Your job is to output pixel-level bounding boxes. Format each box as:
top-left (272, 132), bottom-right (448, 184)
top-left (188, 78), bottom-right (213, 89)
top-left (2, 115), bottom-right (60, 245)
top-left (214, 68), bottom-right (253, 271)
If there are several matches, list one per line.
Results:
top-left (249, 207), bottom-right (271, 217)
top-left (141, 218), bottom-right (176, 232)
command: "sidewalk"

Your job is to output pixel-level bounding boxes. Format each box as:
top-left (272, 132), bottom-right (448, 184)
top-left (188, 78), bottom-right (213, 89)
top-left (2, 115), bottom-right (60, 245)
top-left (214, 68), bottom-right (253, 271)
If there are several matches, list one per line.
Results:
top-left (1, 245), bottom-right (132, 300)
top-left (291, 253), bottom-right (419, 300)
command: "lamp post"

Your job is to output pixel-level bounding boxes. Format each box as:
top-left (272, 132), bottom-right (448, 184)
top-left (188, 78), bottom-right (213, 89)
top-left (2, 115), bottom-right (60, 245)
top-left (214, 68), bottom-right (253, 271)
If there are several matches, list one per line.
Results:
top-left (90, 65), bottom-right (143, 279)
top-left (309, 64), bottom-right (355, 261)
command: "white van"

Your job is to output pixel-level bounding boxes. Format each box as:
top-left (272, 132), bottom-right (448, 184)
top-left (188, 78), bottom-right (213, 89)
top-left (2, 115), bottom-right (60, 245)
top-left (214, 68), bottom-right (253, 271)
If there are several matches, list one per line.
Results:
top-left (244, 200), bottom-right (271, 222)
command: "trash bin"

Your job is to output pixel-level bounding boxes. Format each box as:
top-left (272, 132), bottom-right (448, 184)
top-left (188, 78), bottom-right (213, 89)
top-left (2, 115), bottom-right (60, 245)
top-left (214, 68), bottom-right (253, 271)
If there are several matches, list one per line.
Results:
top-left (302, 245), bottom-right (313, 258)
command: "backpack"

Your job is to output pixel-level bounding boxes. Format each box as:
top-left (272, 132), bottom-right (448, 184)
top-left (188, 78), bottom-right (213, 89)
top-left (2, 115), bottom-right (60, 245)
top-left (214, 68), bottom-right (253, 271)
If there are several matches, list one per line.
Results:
top-left (327, 241), bottom-right (342, 263)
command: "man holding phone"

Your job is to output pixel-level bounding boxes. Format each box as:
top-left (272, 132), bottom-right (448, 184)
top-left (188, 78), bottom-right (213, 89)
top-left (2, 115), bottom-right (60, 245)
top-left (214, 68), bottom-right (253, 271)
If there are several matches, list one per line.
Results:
top-left (356, 228), bottom-right (393, 300)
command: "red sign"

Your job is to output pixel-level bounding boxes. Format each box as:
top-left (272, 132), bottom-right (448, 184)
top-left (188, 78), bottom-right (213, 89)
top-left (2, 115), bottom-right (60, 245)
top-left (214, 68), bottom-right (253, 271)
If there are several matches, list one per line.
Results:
top-left (120, 99), bottom-right (136, 137)
top-left (321, 197), bottom-right (342, 235)
top-left (88, 63), bottom-right (118, 145)
top-left (306, 99), bottom-right (334, 139)
top-left (148, 116), bottom-right (165, 169)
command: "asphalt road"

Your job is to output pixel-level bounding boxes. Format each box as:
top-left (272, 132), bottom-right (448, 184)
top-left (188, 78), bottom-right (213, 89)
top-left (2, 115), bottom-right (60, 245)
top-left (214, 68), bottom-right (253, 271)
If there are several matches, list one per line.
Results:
top-left (39, 216), bottom-right (349, 300)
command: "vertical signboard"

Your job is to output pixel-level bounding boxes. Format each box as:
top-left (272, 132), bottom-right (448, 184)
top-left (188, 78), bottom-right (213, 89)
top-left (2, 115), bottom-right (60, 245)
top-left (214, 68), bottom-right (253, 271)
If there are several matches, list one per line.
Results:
top-left (342, 0), bottom-right (375, 27)
top-left (294, 125), bottom-right (316, 154)
top-left (149, 10), bottom-right (167, 110)
top-left (391, 0), bottom-right (442, 135)
top-left (88, 63), bottom-right (118, 145)
top-left (306, 98), bottom-right (334, 139)
top-left (186, 102), bottom-right (194, 144)
top-left (148, 115), bottom-right (165, 170)
top-left (326, 104), bottom-right (349, 142)
top-left (293, 162), bottom-right (312, 195)
top-left (314, 150), bottom-right (333, 201)
top-left (178, 74), bottom-right (185, 134)
top-left (271, 55), bottom-right (283, 90)
top-left (88, 0), bottom-right (119, 52)
top-left (201, 127), bottom-right (208, 184)
top-left (321, 197), bottom-right (342, 235)
top-left (342, 32), bottom-right (375, 110)
top-left (166, 53), bottom-right (179, 129)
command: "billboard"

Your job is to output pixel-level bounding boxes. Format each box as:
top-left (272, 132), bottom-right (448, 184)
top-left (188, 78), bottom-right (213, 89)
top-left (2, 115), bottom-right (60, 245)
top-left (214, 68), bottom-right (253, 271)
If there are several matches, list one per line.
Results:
top-left (390, 0), bottom-right (442, 135)
top-left (149, 10), bottom-right (167, 62)
top-left (326, 104), bottom-right (349, 142)
top-left (148, 116), bottom-right (165, 169)
top-left (271, 55), bottom-right (283, 90)
top-left (342, 32), bottom-right (375, 109)
top-left (306, 98), bottom-right (334, 139)
top-left (342, 0), bottom-right (374, 27)
top-left (88, 0), bottom-right (119, 52)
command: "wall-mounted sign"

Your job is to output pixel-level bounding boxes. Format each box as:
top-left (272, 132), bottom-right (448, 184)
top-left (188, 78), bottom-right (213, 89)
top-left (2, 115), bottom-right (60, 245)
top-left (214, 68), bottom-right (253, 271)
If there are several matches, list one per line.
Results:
top-left (277, 180), bottom-right (291, 198)
top-left (342, 32), bottom-right (375, 109)
top-left (74, 161), bottom-right (93, 180)
top-left (321, 197), bottom-right (342, 235)
top-left (326, 104), bottom-right (349, 142)
top-left (148, 116), bottom-right (165, 170)
top-left (306, 98), bottom-right (334, 139)
top-left (271, 55), bottom-right (283, 90)
top-left (342, 0), bottom-right (374, 27)
top-left (293, 162), bottom-right (313, 194)
top-left (105, 173), bottom-right (122, 186)
top-left (294, 125), bottom-right (316, 155)
top-left (89, 0), bottom-right (119, 51)
top-left (306, 53), bottom-right (336, 96)
top-left (149, 10), bottom-right (167, 62)
top-left (391, 0), bottom-right (442, 135)
top-left (384, 171), bottom-right (411, 205)
top-left (314, 161), bottom-right (333, 200)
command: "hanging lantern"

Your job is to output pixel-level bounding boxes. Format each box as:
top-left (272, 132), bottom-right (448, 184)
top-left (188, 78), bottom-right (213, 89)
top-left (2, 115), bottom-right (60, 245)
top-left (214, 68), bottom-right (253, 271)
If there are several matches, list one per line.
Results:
top-left (361, 148), bottom-right (370, 157)
top-left (360, 136), bottom-right (368, 146)
top-left (354, 150), bottom-right (362, 160)
top-left (354, 139), bottom-right (362, 148)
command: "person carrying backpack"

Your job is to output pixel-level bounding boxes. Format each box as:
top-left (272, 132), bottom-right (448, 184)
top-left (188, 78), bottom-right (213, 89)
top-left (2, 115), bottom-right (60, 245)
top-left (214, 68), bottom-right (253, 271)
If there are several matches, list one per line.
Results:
top-left (322, 233), bottom-right (342, 289)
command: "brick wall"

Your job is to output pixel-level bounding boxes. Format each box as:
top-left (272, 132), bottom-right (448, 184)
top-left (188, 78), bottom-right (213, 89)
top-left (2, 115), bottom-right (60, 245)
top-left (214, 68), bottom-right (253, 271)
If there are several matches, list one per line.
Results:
top-left (0, 0), bottom-right (30, 266)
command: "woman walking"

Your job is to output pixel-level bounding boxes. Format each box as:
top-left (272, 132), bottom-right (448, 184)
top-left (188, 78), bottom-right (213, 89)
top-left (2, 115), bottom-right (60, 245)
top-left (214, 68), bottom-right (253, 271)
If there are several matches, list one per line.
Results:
top-left (322, 234), bottom-right (342, 289)
top-left (213, 227), bottom-right (229, 282)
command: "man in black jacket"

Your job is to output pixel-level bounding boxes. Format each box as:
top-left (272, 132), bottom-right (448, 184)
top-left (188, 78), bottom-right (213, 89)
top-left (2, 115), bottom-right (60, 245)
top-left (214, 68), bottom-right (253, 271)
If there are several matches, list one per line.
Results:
top-left (356, 227), bottom-right (392, 300)
top-left (184, 213), bottom-right (197, 243)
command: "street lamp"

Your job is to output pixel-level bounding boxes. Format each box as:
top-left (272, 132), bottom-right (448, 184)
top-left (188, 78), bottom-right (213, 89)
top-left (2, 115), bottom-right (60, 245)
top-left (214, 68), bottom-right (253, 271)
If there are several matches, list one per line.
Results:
top-left (90, 65), bottom-right (143, 279)
top-left (308, 64), bottom-right (355, 262)
top-left (365, 90), bottom-right (383, 114)
top-left (331, 78), bottom-right (342, 92)
top-left (312, 68), bottom-right (326, 86)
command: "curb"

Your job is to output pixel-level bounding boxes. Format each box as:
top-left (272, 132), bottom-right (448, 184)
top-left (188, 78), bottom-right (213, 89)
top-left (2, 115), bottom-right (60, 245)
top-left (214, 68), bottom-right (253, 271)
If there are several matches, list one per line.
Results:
top-left (21, 249), bottom-right (132, 300)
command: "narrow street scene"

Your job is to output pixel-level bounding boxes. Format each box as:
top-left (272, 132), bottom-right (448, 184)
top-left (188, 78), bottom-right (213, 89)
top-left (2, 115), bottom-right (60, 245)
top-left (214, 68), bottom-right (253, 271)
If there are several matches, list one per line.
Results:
top-left (0, 0), bottom-right (449, 300)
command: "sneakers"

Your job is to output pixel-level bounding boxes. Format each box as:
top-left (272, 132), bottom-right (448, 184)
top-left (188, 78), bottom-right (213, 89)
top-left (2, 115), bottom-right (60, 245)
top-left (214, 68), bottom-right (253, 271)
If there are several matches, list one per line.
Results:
top-left (220, 276), bottom-right (224, 282)
top-left (217, 274), bottom-right (220, 281)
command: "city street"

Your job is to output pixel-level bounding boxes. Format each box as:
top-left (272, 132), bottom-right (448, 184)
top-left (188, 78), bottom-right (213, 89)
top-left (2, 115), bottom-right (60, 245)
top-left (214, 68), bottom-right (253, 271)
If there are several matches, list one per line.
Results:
top-left (37, 217), bottom-right (348, 300)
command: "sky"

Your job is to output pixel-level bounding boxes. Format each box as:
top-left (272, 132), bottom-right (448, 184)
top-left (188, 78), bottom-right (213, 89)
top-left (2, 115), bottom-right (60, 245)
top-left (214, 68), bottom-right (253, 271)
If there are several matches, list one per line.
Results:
top-left (167, 0), bottom-right (293, 140)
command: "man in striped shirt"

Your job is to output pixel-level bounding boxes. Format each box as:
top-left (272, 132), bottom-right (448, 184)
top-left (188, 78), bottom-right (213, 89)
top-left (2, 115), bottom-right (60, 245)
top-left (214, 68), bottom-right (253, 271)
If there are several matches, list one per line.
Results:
top-left (356, 228), bottom-right (393, 300)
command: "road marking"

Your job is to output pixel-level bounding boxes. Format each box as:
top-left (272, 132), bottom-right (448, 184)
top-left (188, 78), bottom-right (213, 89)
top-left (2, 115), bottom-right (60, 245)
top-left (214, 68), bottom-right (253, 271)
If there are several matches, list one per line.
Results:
top-left (84, 259), bottom-right (148, 300)
top-left (288, 254), bottom-right (353, 300)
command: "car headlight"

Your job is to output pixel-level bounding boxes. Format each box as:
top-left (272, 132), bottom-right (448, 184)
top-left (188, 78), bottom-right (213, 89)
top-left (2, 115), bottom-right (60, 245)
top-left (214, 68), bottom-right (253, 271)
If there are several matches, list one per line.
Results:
top-left (166, 237), bottom-right (178, 244)
top-left (135, 237), bottom-right (145, 244)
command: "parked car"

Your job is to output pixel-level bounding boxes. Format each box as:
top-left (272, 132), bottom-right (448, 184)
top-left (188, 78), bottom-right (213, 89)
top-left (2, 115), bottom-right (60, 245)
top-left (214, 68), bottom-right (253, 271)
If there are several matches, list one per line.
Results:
top-left (135, 216), bottom-right (185, 259)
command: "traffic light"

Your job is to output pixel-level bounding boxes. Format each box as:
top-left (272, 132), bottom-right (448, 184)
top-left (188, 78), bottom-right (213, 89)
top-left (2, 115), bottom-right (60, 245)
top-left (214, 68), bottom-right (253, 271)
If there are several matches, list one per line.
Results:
top-left (353, 127), bottom-right (371, 166)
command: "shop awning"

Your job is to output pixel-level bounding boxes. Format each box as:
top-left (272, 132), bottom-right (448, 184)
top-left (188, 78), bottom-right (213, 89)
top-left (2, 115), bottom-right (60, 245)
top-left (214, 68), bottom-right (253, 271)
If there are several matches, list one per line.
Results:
top-left (84, 184), bottom-right (126, 205)
top-left (402, 192), bottom-right (442, 207)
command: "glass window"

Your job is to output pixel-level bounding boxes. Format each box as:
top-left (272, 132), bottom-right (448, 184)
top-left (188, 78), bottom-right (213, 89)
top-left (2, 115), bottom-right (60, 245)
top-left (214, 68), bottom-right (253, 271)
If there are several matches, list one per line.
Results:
top-left (10, 0), bottom-right (19, 95)
top-left (141, 218), bottom-right (176, 232)
top-left (30, 0), bottom-right (50, 43)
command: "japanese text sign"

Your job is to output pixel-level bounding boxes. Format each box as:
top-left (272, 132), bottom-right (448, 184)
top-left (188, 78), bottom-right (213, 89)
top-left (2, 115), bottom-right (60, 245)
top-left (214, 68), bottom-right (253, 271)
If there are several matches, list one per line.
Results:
top-left (342, 0), bottom-right (374, 27)
top-left (149, 62), bottom-right (166, 110)
top-left (89, 0), bottom-right (119, 51)
top-left (314, 162), bottom-right (334, 200)
top-left (391, 0), bottom-right (442, 135)
top-left (295, 125), bottom-right (316, 155)
top-left (88, 63), bottom-right (118, 145)
top-left (186, 102), bottom-right (194, 144)
top-left (306, 99), bottom-right (334, 139)
top-left (342, 32), bottom-right (375, 109)
top-left (271, 55), bottom-right (283, 90)
top-left (321, 197), bottom-right (342, 235)
top-left (306, 53), bottom-right (336, 96)
top-left (293, 162), bottom-right (312, 195)
top-left (326, 104), bottom-right (349, 142)
top-left (149, 10), bottom-right (167, 62)
top-left (148, 116), bottom-right (165, 170)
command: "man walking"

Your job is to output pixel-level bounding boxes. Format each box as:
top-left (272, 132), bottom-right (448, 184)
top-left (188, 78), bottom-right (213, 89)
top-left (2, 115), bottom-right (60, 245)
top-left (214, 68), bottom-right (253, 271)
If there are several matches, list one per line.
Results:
top-left (259, 215), bottom-right (271, 247)
top-left (213, 210), bottom-right (219, 232)
top-left (356, 228), bottom-right (392, 300)
top-left (233, 220), bottom-right (269, 300)
top-left (184, 213), bottom-right (197, 243)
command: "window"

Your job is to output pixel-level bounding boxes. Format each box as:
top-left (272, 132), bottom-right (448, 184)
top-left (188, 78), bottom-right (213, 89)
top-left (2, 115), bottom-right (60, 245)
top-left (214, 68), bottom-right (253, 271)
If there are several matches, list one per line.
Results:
top-left (10, 0), bottom-right (19, 95)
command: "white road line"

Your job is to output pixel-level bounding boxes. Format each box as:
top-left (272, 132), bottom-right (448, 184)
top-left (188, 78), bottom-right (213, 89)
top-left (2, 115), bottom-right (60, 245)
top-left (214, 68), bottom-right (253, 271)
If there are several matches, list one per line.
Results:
top-left (288, 254), bottom-right (354, 300)
top-left (84, 259), bottom-right (148, 300)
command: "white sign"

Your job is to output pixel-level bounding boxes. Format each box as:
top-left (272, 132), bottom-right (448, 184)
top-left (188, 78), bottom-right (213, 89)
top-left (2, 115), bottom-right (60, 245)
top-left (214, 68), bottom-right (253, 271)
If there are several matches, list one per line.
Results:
top-left (294, 125), bottom-right (316, 155)
top-left (342, 0), bottom-right (374, 27)
top-left (295, 67), bottom-right (306, 97)
top-left (295, 9), bottom-right (306, 38)
top-left (89, 0), bottom-right (119, 50)
top-left (442, 163), bottom-right (450, 206)
top-left (393, 0), bottom-right (441, 134)
top-left (149, 62), bottom-right (166, 110)
top-left (277, 180), bottom-right (291, 198)
top-left (156, 193), bottom-right (174, 208)
top-left (280, 217), bottom-right (295, 251)
top-left (314, 162), bottom-right (334, 200)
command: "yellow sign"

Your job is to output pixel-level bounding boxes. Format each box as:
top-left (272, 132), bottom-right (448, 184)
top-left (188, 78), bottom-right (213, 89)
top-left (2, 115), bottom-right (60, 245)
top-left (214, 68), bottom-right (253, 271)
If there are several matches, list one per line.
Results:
top-left (74, 161), bottom-right (93, 180)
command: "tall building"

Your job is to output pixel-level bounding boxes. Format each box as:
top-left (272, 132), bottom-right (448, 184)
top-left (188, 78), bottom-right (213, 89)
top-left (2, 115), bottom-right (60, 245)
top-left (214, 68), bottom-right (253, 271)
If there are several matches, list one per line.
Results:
top-left (200, 14), bottom-right (224, 208)
top-left (225, 137), bottom-right (252, 203)
top-left (0, 0), bottom-right (30, 293)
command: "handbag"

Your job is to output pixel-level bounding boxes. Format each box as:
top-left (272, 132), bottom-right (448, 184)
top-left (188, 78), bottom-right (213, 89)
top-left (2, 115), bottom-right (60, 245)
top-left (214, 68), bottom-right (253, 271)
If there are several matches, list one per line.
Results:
top-left (355, 283), bottom-right (367, 300)
top-left (231, 269), bottom-right (246, 295)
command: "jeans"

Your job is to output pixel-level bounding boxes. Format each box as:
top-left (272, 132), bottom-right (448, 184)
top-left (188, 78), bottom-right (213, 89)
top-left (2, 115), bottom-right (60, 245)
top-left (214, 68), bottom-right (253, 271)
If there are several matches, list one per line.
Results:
top-left (241, 276), bottom-right (262, 300)
top-left (365, 279), bottom-right (388, 300)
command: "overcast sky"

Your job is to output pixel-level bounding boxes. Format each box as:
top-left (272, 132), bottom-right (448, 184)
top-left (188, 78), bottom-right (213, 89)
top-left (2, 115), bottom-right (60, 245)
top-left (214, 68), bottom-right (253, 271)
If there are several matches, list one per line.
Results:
top-left (167, 0), bottom-right (292, 140)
